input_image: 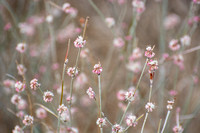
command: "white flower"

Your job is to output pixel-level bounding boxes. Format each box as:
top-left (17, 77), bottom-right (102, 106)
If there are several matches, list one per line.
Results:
top-left (96, 118), bottom-right (106, 127)
top-left (180, 35), bottom-right (191, 46)
top-left (46, 15), bottom-right (53, 23)
top-left (126, 115), bottom-right (137, 127)
top-left (74, 36), bottom-right (86, 48)
top-left (16, 43), bottom-right (27, 53)
top-left (43, 91), bottom-right (54, 102)
top-left (125, 91), bottom-right (135, 102)
top-left (145, 102), bottom-right (155, 112)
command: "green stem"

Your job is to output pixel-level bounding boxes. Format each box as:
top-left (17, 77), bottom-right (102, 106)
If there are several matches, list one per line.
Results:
top-left (119, 102), bottom-right (131, 125)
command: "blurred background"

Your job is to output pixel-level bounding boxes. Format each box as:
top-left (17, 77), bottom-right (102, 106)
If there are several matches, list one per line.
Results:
top-left (0, 0), bottom-right (200, 132)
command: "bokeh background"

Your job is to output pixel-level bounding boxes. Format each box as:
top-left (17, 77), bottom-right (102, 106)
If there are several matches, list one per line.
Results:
top-left (0, 0), bottom-right (200, 132)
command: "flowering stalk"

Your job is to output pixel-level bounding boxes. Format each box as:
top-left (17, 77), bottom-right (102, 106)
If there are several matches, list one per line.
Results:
top-left (161, 110), bottom-right (170, 133)
top-left (98, 74), bottom-right (103, 133)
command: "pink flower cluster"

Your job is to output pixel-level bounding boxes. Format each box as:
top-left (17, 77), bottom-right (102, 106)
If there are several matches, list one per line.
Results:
top-left (17, 64), bottom-right (27, 76)
top-left (67, 67), bottom-right (79, 77)
top-left (23, 115), bottom-right (34, 126)
top-left (105, 17), bottom-right (115, 28)
top-left (12, 125), bottom-right (24, 133)
top-left (132, 0), bottom-right (145, 14)
top-left (126, 114), bottom-right (137, 127)
top-left (57, 104), bottom-right (68, 114)
top-left (113, 37), bottom-right (125, 48)
top-left (86, 87), bottom-right (95, 99)
top-left (30, 78), bottom-right (40, 90)
top-left (15, 81), bottom-right (26, 92)
top-left (145, 102), bottom-right (155, 112)
top-left (193, 0), bottom-right (200, 4)
top-left (74, 36), bottom-right (86, 48)
top-left (96, 118), bottom-right (106, 127)
top-left (43, 91), bottom-right (54, 102)
top-left (62, 3), bottom-right (78, 17)
top-left (36, 108), bottom-right (47, 119)
top-left (16, 43), bottom-right (27, 53)
top-left (112, 124), bottom-right (124, 133)
top-left (92, 63), bottom-right (103, 75)
top-left (145, 46), bottom-right (155, 58)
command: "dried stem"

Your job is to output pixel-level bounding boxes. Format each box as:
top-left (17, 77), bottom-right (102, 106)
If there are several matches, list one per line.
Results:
top-left (141, 113), bottom-right (148, 133)
top-left (161, 111), bottom-right (170, 133)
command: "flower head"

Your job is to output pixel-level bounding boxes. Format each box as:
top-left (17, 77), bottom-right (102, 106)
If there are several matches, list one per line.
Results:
top-left (30, 78), bottom-right (40, 90)
top-left (167, 100), bottom-right (174, 110)
top-left (164, 14), bottom-right (180, 30)
top-left (173, 54), bottom-right (184, 70)
top-left (74, 36), bottom-right (86, 48)
top-left (23, 115), bottom-right (34, 126)
top-left (17, 99), bottom-right (27, 110)
top-left (36, 108), bottom-right (47, 119)
top-left (145, 46), bottom-right (155, 58)
top-left (17, 64), bottom-right (27, 76)
top-left (105, 17), bottom-right (115, 28)
top-left (169, 39), bottom-right (180, 51)
top-left (15, 81), bottom-right (26, 92)
top-left (132, 0), bottom-right (145, 13)
top-left (113, 37), bottom-right (125, 48)
top-left (11, 94), bottom-right (21, 105)
top-left (147, 59), bottom-right (158, 73)
top-left (180, 35), bottom-right (191, 46)
top-left (173, 125), bottom-right (183, 133)
top-left (116, 90), bottom-right (126, 101)
top-left (96, 118), bottom-right (106, 128)
top-left (43, 91), bottom-right (54, 102)
top-left (86, 87), bottom-right (95, 99)
top-left (67, 67), bottom-right (79, 77)
top-left (125, 91), bottom-right (135, 102)
top-left (62, 3), bottom-right (71, 13)
top-left (16, 43), bottom-right (27, 53)
top-left (12, 125), bottom-right (24, 133)
top-left (92, 62), bottom-right (103, 75)
top-left (57, 104), bottom-right (68, 114)
top-left (145, 102), bottom-right (155, 112)
top-left (112, 124), bottom-right (124, 133)
top-left (126, 114), bottom-right (137, 127)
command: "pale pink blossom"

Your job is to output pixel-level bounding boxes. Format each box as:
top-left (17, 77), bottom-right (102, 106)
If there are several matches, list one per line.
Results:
top-left (105, 17), bottom-right (115, 28)
top-left (15, 81), bottom-right (26, 92)
top-left (80, 48), bottom-right (89, 58)
top-left (113, 37), bottom-right (125, 48)
top-left (86, 87), bottom-right (95, 99)
top-left (16, 43), bottom-right (27, 53)
top-left (96, 118), bottom-right (106, 127)
top-left (125, 91), bottom-right (135, 102)
top-left (4, 22), bottom-right (12, 31)
top-left (23, 115), bottom-right (34, 126)
top-left (16, 111), bottom-right (25, 119)
top-left (126, 114), bottom-right (137, 127)
top-left (169, 39), bottom-right (180, 51)
top-left (173, 125), bottom-right (183, 133)
top-left (167, 100), bottom-right (174, 110)
top-left (148, 59), bottom-right (158, 73)
top-left (132, 0), bottom-right (145, 13)
top-left (145, 102), bottom-right (155, 112)
top-left (36, 108), bottom-right (47, 119)
top-left (164, 14), bottom-right (180, 30)
top-left (180, 35), bottom-right (191, 46)
top-left (62, 3), bottom-right (71, 13)
top-left (57, 104), bottom-right (68, 114)
top-left (126, 61), bottom-right (141, 73)
top-left (17, 64), bottom-right (27, 76)
top-left (17, 99), bottom-right (27, 110)
top-left (43, 91), bottom-right (54, 102)
top-left (3, 79), bottom-right (15, 88)
top-left (145, 46), bottom-right (155, 58)
top-left (169, 90), bottom-right (177, 96)
top-left (129, 47), bottom-right (142, 61)
top-left (116, 90), bottom-right (126, 101)
top-left (74, 73), bottom-right (88, 89)
top-left (173, 55), bottom-right (184, 70)
top-left (67, 67), bottom-right (79, 77)
top-left (92, 63), bottom-right (103, 75)
top-left (74, 36), bottom-right (86, 48)
top-left (12, 125), bottom-right (24, 133)
top-left (112, 124), bottom-right (124, 133)
top-left (11, 94), bottom-right (21, 105)
top-left (30, 78), bottom-right (40, 90)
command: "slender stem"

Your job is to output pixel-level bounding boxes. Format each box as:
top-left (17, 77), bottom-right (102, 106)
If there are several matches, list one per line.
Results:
top-left (141, 113), bottom-right (149, 133)
top-left (157, 119), bottom-right (162, 133)
top-left (87, 0), bottom-right (104, 20)
top-left (69, 77), bottom-right (74, 127)
top-left (57, 115), bottom-right (61, 133)
top-left (149, 81), bottom-right (153, 102)
top-left (134, 59), bottom-right (148, 94)
top-left (119, 102), bottom-right (131, 125)
top-left (161, 111), bottom-right (170, 133)
top-left (98, 75), bottom-right (102, 117)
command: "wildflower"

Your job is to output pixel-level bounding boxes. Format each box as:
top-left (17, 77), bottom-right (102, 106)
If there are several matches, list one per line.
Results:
top-left (16, 111), bottom-right (25, 119)
top-left (145, 102), bottom-right (155, 112)
top-left (167, 100), bottom-right (174, 110)
top-left (112, 124), bottom-right (124, 133)
top-left (11, 94), bottom-right (21, 105)
top-left (23, 115), bottom-right (34, 126)
top-left (125, 91), bottom-right (135, 102)
top-left (132, 0), bottom-right (145, 13)
top-left (113, 37), bottom-right (125, 48)
top-left (148, 59), bottom-right (158, 73)
top-left (126, 115), bottom-right (137, 127)
top-left (36, 108), bottom-right (47, 119)
top-left (57, 104), bottom-right (68, 114)
top-left (92, 62), bottom-right (103, 75)
top-left (12, 125), bottom-right (24, 133)
top-left (67, 67), bottom-right (78, 77)
top-left (169, 39), bottom-right (180, 51)
top-left (116, 90), bottom-right (126, 101)
top-left (43, 91), bottom-right (54, 102)
top-left (74, 36), bottom-right (86, 48)
top-left (46, 15), bottom-right (53, 23)
top-left (62, 3), bottom-right (71, 13)
top-left (16, 43), bottom-right (27, 53)
top-left (180, 35), bottom-right (191, 46)
top-left (173, 55), bottom-right (184, 70)
top-left (86, 87), bottom-right (95, 99)
top-left (96, 118), bottom-right (106, 127)
top-left (145, 46), bottom-right (155, 58)
top-left (17, 64), bottom-right (27, 76)
top-left (126, 61), bottom-right (141, 73)
top-left (164, 14), bottom-right (180, 30)
top-left (105, 17), bottom-right (115, 28)
top-left (30, 78), bottom-right (40, 90)
top-left (173, 125), bottom-right (183, 133)
top-left (15, 81), bottom-right (26, 92)
top-left (17, 99), bottom-right (27, 110)
top-left (193, 0), bottom-right (200, 4)
top-left (129, 47), bottom-right (142, 61)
